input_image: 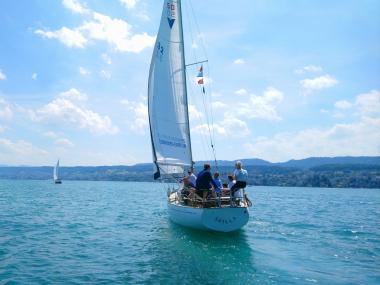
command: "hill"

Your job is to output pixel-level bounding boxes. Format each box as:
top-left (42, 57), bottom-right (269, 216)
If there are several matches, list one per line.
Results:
top-left (0, 156), bottom-right (379, 188)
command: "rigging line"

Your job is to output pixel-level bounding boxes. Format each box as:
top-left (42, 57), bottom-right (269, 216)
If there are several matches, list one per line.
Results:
top-left (186, 68), bottom-right (212, 162)
top-left (188, 0), bottom-right (218, 168)
top-left (204, 61), bottom-right (218, 167)
top-left (188, 0), bottom-right (209, 66)
top-left (185, 60), bottom-right (208, 67)
top-left (187, 74), bottom-right (209, 161)
top-left (184, 0), bottom-right (214, 164)
top-left (201, 81), bottom-right (216, 162)
top-left (184, 0), bottom-right (199, 66)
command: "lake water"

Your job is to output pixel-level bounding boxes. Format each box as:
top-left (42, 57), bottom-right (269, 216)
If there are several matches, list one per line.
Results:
top-left (0, 180), bottom-right (379, 284)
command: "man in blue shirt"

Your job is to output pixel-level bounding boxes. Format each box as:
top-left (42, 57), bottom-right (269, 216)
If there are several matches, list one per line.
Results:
top-left (213, 172), bottom-right (222, 189)
top-left (196, 163), bottom-right (220, 202)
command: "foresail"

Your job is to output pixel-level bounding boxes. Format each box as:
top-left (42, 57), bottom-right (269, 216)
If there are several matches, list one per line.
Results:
top-left (148, 0), bottom-right (192, 179)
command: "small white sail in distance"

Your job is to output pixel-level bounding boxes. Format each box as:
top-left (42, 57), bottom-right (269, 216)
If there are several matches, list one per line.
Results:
top-left (53, 159), bottom-right (61, 183)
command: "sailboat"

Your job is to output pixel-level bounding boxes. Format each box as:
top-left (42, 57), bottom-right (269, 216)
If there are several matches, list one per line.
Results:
top-left (148, 0), bottom-right (251, 232)
top-left (53, 159), bottom-right (62, 184)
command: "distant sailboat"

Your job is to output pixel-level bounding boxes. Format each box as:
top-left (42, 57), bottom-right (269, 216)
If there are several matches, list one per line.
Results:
top-left (148, 0), bottom-right (251, 232)
top-left (53, 159), bottom-right (62, 184)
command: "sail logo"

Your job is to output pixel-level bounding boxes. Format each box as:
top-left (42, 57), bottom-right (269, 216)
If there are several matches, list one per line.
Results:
top-left (156, 41), bottom-right (164, 61)
top-left (167, 1), bottom-right (176, 29)
top-left (159, 139), bottom-right (186, 148)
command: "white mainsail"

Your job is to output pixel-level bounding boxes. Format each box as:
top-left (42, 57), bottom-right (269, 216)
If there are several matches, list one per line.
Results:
top-left (148, 0), bottom-right (192, 179)
top-left (54, 160), bottom-right (60, 181)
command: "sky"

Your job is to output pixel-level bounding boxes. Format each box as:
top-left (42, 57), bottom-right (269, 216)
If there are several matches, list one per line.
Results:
top-left (0, 0), bottom-right (379, 166)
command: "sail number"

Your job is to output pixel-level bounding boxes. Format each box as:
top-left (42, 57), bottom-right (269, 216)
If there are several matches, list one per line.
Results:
top-left (167, 2), bottom-right (176, 18)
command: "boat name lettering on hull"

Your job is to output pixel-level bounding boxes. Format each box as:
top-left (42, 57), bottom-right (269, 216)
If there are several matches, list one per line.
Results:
top-left (214, 216), bottom-right (237, 224)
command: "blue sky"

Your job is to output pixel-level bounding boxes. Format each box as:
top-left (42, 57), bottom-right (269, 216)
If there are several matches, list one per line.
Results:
top-left (0, 0), bottom-right (379, 166)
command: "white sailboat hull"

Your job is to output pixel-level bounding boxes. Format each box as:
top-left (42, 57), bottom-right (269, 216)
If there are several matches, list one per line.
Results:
top-left (168, 202), bottom-right (249, 232)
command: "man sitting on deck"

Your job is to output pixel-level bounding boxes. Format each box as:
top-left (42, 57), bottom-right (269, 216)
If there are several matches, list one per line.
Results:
top-left (195, 163), bottom-right (220, 203)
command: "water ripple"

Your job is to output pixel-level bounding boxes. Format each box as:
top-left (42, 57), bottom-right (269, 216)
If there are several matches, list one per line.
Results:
top-left (0, 181), bottom-right (379, 284)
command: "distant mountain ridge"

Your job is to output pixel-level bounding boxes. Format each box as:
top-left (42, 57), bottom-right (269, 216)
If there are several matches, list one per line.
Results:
top-left (1, 156), bottom-right (379, 170)
top-left (197, 156), bottom-right (380, 169)
top-left (0, 156), bottom-right (379, 188)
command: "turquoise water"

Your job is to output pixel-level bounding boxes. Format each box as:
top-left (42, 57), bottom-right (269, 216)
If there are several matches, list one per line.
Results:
top-left (0, 180), bottom-right (379, 284)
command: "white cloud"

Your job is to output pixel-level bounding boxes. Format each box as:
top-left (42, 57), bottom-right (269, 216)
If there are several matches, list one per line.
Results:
top-left (245, 90), bottom-right (380, 161)
top-left (43, 131), bottom-right (59, 139)
top-left (60, 88), bottom-right (88, 101)
top-left (80, 12), bottom-right (155, 53)
top-left (332, 112), bottom-right (345, 119)
top-left (100, 70), bottom-right (111, 79)
top-left (233, 59), bottom-right (245, 64)
top-left (0, 138), bottom-right (49, 164)
top-left (334, 100), bottom-right (352, 110)
top-left (211, 92), bottom-right (222, 98)
top-left (79, 66), bottom-right (90, 75)
top-left (212, 101), bottom-right (227, 110)
top-left (320, 109), bottom-right (329, 114)
top-left (32, 73), bottom-right (38, 80)
top-left (35, 27), bottom-right (87, 48)
top-left (121, 99), bottom-right (148, 134)
top-left (62, 0), bottom-right (90, 14)
top-left (120, 0), bottom-right (138, 9)
top-left (0, 98), bottom-right (13, 120)
top-left (331, 90), bottom-right (380, 118)
top-left (0, 125), bottom-right (5, 133)
top-left (300, 74), bottom-right (338, 94)
top-left (235, 88), bottom-right (248, 96)
top-left (191, 42), bottom-right (198, 49)
top-left (102, 53), bottom-right (112, 65)
top-left (31, 89), bottom-right (119, 135)
top-left (244, 116), bottom-right (380, 162)
top-left (188, 104), bottom-right (203, 120)
top-left (295, 65), bottom-right (322, 74)
top-left (192, 114), bottom-right (250, 138)
top-left (232, 87), bottom-right (284, 121)
top-left (43, 131), bottom-right (74, 148)
top-left (55, 138), bottom-right (74, 148)
top-left (355, 90), bottom-right (380, 116)
top-left (35, 5), bottom-right (155, 53)
top-left (0, 69), bottom-right (6, 80)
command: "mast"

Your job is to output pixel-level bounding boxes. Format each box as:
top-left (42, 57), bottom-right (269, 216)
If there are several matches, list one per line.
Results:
top-left (178, 0), bottom-right (194, 169)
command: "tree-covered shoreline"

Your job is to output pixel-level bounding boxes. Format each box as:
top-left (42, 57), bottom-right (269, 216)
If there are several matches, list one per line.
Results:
top-left (1, 158), bottom-right (379, 189)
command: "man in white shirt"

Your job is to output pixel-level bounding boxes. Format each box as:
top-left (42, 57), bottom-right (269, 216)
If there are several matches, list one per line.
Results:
top-left (231, 161), bottom-right (248, 202)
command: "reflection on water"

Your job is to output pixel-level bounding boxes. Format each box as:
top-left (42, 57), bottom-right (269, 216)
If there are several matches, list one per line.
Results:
top-left (138, 220), bottom-right (255, 284)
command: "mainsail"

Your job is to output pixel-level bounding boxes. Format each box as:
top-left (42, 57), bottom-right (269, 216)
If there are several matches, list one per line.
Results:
top-left (54, 160), bottom-right (59, 181)
top-left (148, 0), bottom-right (192, 179)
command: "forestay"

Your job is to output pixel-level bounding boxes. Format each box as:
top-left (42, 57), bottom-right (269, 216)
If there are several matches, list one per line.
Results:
top-left (148, 0), bottom-right (192, 179)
